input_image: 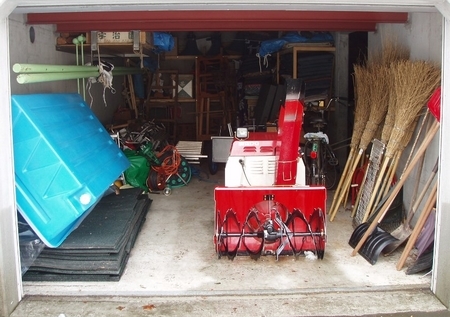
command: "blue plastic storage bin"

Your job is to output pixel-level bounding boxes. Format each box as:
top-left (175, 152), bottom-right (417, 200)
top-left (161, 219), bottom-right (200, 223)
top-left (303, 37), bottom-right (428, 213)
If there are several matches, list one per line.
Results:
top-left (12, 93), bottom-right (130, 247)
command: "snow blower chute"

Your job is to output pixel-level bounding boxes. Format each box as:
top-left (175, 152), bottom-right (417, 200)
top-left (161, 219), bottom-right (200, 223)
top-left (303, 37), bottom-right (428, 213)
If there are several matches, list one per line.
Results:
top-left (214, 79), bottom-right (327, 260)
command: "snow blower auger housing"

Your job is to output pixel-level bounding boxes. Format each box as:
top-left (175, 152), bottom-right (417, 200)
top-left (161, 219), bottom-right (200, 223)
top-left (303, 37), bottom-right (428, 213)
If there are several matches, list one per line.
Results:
top-left (214, 79), bottom-right (327, 260)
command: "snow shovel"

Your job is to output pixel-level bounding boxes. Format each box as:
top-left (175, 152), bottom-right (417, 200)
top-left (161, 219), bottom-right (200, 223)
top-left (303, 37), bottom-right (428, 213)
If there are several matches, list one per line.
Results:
top-left (382, 158), bottom-right (438, 255)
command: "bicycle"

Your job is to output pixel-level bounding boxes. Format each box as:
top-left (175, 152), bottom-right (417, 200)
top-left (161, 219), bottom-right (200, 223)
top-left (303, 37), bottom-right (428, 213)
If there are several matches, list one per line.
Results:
top-left (302, 97), bottom-right (345, 190)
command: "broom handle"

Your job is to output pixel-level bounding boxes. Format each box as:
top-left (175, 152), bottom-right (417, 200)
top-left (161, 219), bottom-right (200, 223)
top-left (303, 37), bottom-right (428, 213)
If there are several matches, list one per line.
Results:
top-left (401, 110), bottom-right (430, 177)
top-left (396, 182), bottom-right (437, 270)
top-left (330, 149), bottom-right (363, 221)
top-left (405, 159), bottom-right (438, 226)
top-left (329, 147), bottom-right (355, 214)
top-left (342, 151), bottom-right (362, 209)
top-left (351, 121), bottom-right (439, 256)
top-left (407, 150), bottom-right (426, 218)
top-left (361, 157), bottom-right (390, 223)
top-left (406, 114), bottom-right (434, 215)
top-left (372, 152), bottom-right (400, 217)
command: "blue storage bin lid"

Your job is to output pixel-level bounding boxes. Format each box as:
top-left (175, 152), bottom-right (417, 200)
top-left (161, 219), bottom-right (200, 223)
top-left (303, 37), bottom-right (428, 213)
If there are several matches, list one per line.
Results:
top-left (12, 93), bottom-right (130, 247)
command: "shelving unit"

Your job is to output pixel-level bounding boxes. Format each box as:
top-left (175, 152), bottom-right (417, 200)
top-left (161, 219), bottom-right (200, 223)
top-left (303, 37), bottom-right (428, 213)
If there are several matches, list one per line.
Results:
top-left (277, 44), bottom-right (335, 80)
top-left (276, 44), bottom-right (336, 136)
top-left (56, 31), bottom-right (153, 57)
top-left (195, 56), bottom-right (237, 140)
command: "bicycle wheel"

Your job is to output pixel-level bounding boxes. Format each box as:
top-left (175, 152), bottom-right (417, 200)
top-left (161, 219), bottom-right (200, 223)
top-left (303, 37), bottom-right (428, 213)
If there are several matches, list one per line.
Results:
top-left (311, 163), bottom-right (321, 186)
top-left (323, 144), bottom-right (339, 190)
top-left (324, 162), bottom-right (338, 190)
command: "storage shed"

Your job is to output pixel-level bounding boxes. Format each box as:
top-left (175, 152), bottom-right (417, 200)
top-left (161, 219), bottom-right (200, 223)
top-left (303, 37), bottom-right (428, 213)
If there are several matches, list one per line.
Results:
top-left (1, 1), bottom-right (450, 316)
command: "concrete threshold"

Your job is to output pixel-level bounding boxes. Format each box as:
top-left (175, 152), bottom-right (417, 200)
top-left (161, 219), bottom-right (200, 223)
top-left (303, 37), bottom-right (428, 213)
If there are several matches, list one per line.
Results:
top-left (11, 286), bottom-right (449, 317)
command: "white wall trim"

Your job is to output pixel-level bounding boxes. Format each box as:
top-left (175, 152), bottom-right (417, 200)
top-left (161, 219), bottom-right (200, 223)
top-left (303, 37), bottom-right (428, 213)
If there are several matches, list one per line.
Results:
top-left (0, 4), bottom-right (23, 316)
top-left (432, 13), bottom-right (450, 308)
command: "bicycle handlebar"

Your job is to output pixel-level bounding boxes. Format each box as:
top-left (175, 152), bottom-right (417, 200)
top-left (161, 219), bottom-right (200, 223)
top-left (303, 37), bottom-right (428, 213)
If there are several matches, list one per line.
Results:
top-left (305, 97), bottom-right (350, 112)
top-left (325, 97), bottom-right (349, 110)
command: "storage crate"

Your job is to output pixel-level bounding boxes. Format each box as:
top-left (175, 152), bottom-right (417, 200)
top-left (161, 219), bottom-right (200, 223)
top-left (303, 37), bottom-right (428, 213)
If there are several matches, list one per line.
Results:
top-left (12, 93), bottom-right (130, 247)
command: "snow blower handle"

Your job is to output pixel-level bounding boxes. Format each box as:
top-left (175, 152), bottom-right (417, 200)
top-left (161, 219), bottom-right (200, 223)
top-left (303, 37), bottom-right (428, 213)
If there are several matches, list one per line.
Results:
top-left (351, 120), bottom-right (440, 256)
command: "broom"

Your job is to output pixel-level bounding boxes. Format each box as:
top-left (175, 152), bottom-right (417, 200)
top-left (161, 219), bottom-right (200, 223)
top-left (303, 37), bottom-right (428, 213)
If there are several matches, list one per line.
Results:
top-left (352, 41), bottom-right (409, 222)
top-left (359, 61), bottom-right (440, 223)
top-left (376, 113), bottom-right (426, 208)
top-left (347, 63), bottom-right (390, 224)
top-left (328, 64), bottom-right (371, 221)
top-left (331, 40), bottom-right (409, 221)
top-left (368, 116), bottom-right (421, 222)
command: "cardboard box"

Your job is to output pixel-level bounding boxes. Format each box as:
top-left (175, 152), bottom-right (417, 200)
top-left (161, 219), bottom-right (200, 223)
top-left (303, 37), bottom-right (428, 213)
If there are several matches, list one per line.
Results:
top-left (95, 31), bottom-right (134, 43)
top-left (86, 31), bottom-right (152, 46)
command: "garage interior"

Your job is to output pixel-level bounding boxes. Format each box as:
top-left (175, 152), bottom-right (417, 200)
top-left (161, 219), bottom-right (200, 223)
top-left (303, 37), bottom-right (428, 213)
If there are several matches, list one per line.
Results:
top-left (4, 2), bottom-right (450, 316)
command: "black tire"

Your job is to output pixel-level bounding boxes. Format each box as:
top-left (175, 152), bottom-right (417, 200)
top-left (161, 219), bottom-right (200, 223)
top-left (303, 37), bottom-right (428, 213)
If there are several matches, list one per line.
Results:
top-left (323, 144), bottom-right (338, 190)
top-left (324, 163), bottom-right (338, 190)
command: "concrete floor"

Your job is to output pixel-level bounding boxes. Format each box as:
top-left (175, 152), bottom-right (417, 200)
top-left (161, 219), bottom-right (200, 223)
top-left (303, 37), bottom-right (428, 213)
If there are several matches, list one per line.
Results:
top-left (11, 165), bottom-right (450, 316)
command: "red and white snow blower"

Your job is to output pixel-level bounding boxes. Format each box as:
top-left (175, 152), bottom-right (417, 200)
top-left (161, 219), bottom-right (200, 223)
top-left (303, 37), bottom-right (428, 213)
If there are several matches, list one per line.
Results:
top-left (214, 79), bottom-right (327, 260)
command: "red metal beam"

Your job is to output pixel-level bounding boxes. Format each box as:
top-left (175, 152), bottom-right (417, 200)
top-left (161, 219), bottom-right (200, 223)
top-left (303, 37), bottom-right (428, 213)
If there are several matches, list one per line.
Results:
top-left (54, 21), bottom-right (379, 32)
top-left (27, 10), bottom-right (408, 32)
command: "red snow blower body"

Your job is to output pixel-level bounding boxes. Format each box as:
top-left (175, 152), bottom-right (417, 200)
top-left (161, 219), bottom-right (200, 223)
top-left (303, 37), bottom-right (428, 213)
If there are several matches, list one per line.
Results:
top-left (214, 79), bottom-right (327, 260)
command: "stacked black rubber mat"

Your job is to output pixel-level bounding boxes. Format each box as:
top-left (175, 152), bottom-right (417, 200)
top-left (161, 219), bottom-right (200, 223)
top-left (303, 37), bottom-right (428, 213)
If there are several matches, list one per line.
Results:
top-left (23, 188), bottom-right (151, 281)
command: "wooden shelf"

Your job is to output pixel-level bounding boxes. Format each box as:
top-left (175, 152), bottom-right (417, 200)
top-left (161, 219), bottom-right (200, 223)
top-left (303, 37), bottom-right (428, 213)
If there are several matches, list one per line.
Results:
top-left (277, 44), bottom-right (336, 80)
top-left (149, 98), bottom-right (195, 103)
top-left (164, 54), bottom-right (241, 60)
top-left (279, 44), bottom-right (336, 55)
top-left (56, 43), bottom-right (153, 56)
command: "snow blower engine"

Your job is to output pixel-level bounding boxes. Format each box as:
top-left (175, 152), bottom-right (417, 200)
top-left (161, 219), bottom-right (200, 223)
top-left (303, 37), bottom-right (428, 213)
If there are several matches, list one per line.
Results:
top-left (214, 79), bottom-right (327, 260)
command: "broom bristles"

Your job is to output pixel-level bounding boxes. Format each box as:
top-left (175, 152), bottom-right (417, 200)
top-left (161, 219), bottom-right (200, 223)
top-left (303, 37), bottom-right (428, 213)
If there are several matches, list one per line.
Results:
top-left (350, 64), bottom-right (371, 148)
top-left (378, 40), bottom-right (410, 143)
top-left (385, 60), bottom-right (440, 158)
top-left (358, 64), bottom-right (390, 150)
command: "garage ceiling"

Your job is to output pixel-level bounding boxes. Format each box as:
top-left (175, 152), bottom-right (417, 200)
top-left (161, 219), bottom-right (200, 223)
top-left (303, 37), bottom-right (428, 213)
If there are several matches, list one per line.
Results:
top-left (27, 10), bottom-right (409, 32)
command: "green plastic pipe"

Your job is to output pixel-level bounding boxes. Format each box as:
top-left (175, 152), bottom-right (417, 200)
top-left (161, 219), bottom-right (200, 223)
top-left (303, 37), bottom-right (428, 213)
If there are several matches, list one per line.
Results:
top-left (16, 69), bottom-right (142, 84)
top-left (17, 71), bottom-right (101, 84)
top-left (12, 63), bottom-right (141, 74)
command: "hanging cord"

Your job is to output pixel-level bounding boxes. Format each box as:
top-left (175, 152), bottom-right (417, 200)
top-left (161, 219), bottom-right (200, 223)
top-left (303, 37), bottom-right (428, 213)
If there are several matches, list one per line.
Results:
top-left (256, 53), bottom-right (271, 73)
top-left (87, 44), bottom-right (116, 108)
top-left (239, 159), bottom-right (252, 186)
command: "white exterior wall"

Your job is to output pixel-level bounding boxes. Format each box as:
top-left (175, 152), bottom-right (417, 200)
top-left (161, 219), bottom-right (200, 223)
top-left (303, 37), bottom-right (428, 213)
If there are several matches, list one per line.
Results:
top-left (9, 14), bottom-right (125, 124)
top-left (9, 14), bottom-right (78, 95)
top-left (369, 11), bottom-right (450, 307)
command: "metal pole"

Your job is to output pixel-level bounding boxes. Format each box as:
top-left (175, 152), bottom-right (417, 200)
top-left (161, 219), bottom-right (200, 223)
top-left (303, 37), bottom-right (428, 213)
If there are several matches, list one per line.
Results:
top-left (12, 63), bottom-right (140, 74)
top-left (16, 70), bottom-right (141, 84)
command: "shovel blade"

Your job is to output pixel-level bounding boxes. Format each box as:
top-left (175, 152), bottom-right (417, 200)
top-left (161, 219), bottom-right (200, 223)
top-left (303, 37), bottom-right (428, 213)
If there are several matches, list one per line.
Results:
top-left (382, 225), bottom-right (411, 255)
top-left (349, 222), bottom-right (399, 265)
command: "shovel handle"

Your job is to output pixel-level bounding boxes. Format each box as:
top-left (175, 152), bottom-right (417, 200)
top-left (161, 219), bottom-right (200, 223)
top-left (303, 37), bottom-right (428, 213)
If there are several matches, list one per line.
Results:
top-left (405, 158), bottom-right (438, 225)
top-left (396, 182), bottom-right (437, 270)
top-left (351, 121), bottom-right (440, 256)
